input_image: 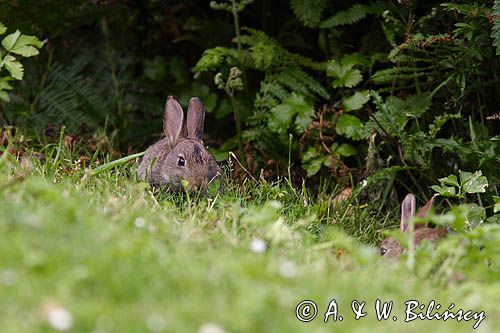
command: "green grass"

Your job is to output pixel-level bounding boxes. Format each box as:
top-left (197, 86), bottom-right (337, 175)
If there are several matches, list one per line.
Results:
top-left (1, 141), bottom-right (499, 333)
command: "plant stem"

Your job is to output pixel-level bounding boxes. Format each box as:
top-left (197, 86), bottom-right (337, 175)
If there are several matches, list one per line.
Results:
top-left (227, 91), bottom-right (245, 166)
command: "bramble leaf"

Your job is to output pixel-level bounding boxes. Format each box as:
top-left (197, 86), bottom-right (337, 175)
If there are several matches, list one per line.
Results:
top-left (269, 93), bottom-right (314, 134)
top-left (431, 185), bottom-right (457, 197)
top-left (327, 58), bottom-right (363, 88)
top-left (493, 196), bottom-right (500, 214)
top-left (343, 90), bottom-right (370, 111)
top-left (336, 143), bottom-right (357, 156)
top-left (336, 114), bottom-right (363, 140)
top-left (438, 174), bottom-right (459, 187)
top-left (459, 170), bottom-right (488, 194)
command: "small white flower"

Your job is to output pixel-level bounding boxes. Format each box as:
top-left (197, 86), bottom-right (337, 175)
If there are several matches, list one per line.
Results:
top-left (361, 179), bottom-right (368, 188)
top-left (279, 260), bottom-right (297, 278)
top-left (47, 307), bottom-right (74, 331)
top-left (134, 217), bottom-right (146, 228)
top-left (249, 238), bottom-right (267, 253)
top-left (198, 322), bottom-right (227, 333)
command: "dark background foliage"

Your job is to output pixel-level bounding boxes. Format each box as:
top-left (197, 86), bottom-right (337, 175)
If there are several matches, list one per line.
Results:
top-left (1, 0), bottom-right (499, 205)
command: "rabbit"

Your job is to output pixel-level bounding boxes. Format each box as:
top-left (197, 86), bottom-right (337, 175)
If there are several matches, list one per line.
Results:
top-left (379, 193), bottom-right (448, 259)
top-left (137, 96), bottom-right (218, 190)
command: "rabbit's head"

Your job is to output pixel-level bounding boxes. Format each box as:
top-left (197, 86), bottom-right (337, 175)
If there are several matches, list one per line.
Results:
top-left (158, 96), bottom-right (218, 190)
top-left (379, 194), bottom-right (438, 259)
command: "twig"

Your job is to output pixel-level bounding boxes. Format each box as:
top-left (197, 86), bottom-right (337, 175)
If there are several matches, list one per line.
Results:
top-left (229, 151), bottom-right (257, 182)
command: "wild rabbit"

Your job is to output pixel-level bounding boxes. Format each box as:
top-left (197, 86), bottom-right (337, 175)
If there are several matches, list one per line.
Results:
top-left (379, 193), bottom-right (448, 259)
top-left (138, 96), bottom-right (218, 190)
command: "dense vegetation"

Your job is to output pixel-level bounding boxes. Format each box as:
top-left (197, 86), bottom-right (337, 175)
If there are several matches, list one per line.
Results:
top-left (0, 1), bottom-right (499, 332)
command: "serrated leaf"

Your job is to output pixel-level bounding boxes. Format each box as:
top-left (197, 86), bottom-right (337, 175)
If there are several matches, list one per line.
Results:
top-left (343, 90), bottom-right (370, 111)
top-left (459, 170), bottom-right (488, 194)
top-left (7, 34), bottom-right (43, 57)
top-left (301, 146), bottom-right (327, 177)
top-left (336, 114), bottom-right (363, 140)
top-left (0, 91), bottom-right (9, 102)
top-left (2, 55), bottom-right (24, 80)
top-left (341, 69), bottom-right (362, 88)
top-left (269, 93), bottom-right (314, 134)
top-left (336, 143), bottom-right (357, 156)
top-left (438, 174), bottom-right (459, 187)
top-left (431, 185), bottom-right (457, 197)
top-left (369, 92), bottom-right (432, 137)
top-left (493, 196), bottom-right (500, 214)
top-left (327, 58), bottom-right (363, 88)
top-left (1, 30), bottom-right (21, 51)
top-left (290, 0), bottom-right (328, 27)
top-left (0, 23), bottom-right (6, 35)
top-left (465, 203), bottom-right (486, 228)
top-left (302, 147), bottom-right (318, 162)
top-left (269, 103), bottom-right (293, 133)
top-left (0, 77), bottom-right (13, 91)
top-left (304, 156), bottom-right (326, 177)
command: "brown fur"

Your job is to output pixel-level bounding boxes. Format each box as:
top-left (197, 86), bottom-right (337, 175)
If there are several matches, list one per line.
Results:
top-left (380, 194), bottom-right (447, 259)
top-left (138, 96), bottom-right (218, 190)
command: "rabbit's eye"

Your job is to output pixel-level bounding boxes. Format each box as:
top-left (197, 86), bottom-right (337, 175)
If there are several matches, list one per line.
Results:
top-left (177, 156), bottom-right (185, 167)
top-left (380, 247), bottom-right (387, 256)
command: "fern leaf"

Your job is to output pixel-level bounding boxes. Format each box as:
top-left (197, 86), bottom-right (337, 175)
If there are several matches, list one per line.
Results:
top-left (372, 67), bottom-right (434, 84)
top-left (193, 47), bottom-right (230, 73)
top-left (492, 0), bottom-right (500, 55)
top-left (319, 1), bottom-right (390, 28)
top-left (290, 0), bottom-right (328, 27)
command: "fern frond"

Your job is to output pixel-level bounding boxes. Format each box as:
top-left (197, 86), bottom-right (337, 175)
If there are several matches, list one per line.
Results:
top-left (33, 54), bottom-right (112, 130)
top-left (492, 0), bottom-right (500, 55)
top-left (320, 2), bottom-right (390, 28)
top-left (193, 47), bottom-right (230, 73)
top-left (372, 67), bottom-right (434, 84)
top-left (290, 0), bottom-right (328, 27)
top-left (281, 67), bottom-right (329, 99)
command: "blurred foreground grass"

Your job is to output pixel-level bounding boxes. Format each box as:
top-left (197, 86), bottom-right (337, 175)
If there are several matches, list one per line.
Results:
top-left (0, 144), bottom-right (499, 333)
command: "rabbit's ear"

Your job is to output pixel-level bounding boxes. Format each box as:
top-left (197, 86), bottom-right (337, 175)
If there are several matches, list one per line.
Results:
top-left (400, 194), bottom-right (416, 232)
top-left (164, 96), bottom-right (184, 146)
top-left (417, 194), bottom-right (436, 218)
top-left (186, 97), bottom-right (205, 140)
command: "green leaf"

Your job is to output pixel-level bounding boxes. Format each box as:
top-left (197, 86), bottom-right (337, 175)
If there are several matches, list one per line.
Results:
top-left (269, 93), bottom-right (314, 134)
top-left (459, 170), bottom-right (488, 194)
top-left (369, 92), bottom-right (432, 137)
top-left (343, 90), bottom-right (370, 111)
top-left (304, 157), bottom-right (325, 177)
top-left (493, 196), bottom-right (500, 214)
top-left (301, 147), bottom-right (326, 177)
top-left (9, 34), bottom-right (43, 56)
top-left (438, 174), bottom-right (459, 187)
top-left (431, 185), bottom-right (457, 197)
top-left (336, 143), bottom-right (357, 157)
top-left (268, 103), bottom-right (293, 133)
top-left (0, 22), bottom-right (6, 35)
top-left (341, 69), bottom-right (363, 88)
top-left (1, 30), bottom-right (20, 51)
top-left (336, 114), bottom-right (363, 140)
top-left (326, 58), bottom-right (363, 88)
top-left (0, 91), bottom-right (9, 102)
top-left (290, 0), bottom-right (328, 27)
top-left (0, 77), bottom-right (13, 91)
top-left (2, 55), bottom-right (24, 80)
top-left (193, 47), bottom-right (229, 73)
top-left (465, 203), bottom-right (486, 229)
